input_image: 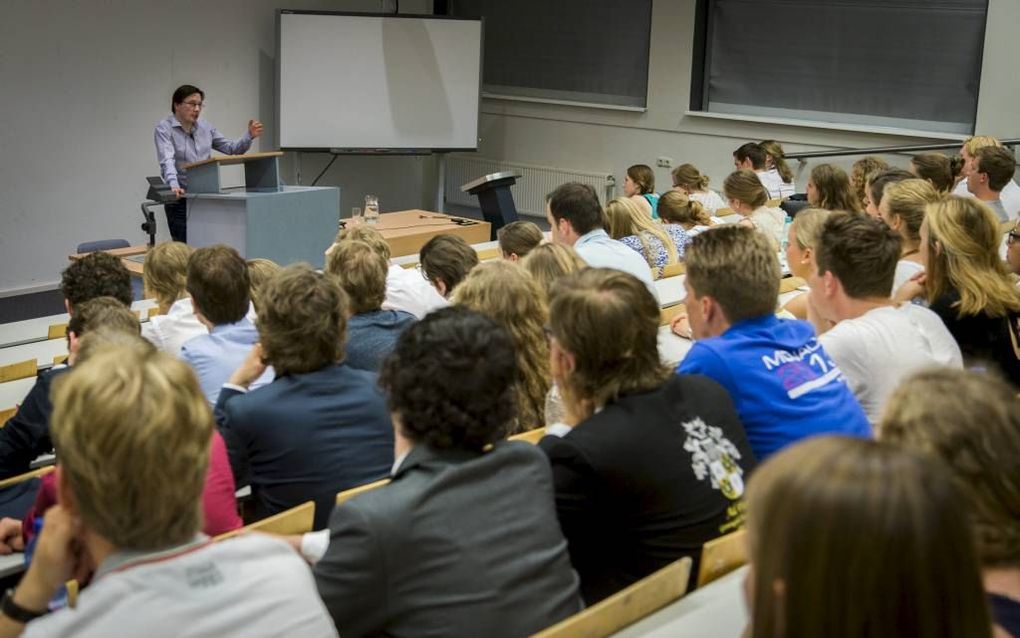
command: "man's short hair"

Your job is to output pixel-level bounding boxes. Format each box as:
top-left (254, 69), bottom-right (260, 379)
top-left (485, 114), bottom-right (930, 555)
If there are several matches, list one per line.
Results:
top-left (815, 212), bottom-right (902, 299)
top-left (186, 245), bottom-right (250, 326)
top-left (419, 235), bottom-right (479, 294)
top-left (547, 182), bottom-right (604, 236)
top-left (258, 265), bottom-right (347, 376)
top-left (685, 226), bottom-right (779, 323)
top-left (143, 242), bottom-right (192, 310)
top-left (733, 142), bottom-right (767, 170)
top-left (66, 296), bottom-right (139, 339)
top-left (326, 240), bottom-right (388, 314)
top-left (379, 306), bottom-right (516, 451)
top-left (975, 146), bottom-right (1017, 192)
top-left (171, 84), bottom-right (204, 114)
top-left (61, 252), bottom-right (133, 308)
top-left (337, 225), bottom-right (392, 261)
top-left (496, 221), bottom-right (544, 259)
top-left (51, 345), bottom-right (212, 550)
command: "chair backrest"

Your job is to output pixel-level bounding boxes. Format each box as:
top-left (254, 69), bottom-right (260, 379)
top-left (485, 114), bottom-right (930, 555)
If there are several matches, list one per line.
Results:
top-left (532, 556), bottom-right (693, 638)
top-left (696, 528), bottom-right (748, 588)
top-left (660, 303), bottom-right (686, 327)
top-left (0, 359), bottom-right (37, 383)
top-left (0, 465), bottom-right (55, 490)
top-left (76, 239), bottom-right (130, 254)
top-left (335, 478), bottom-right (390, 507)
top-left (1001, 219), bottom-right (1015, 234)
top-left (47, 323), bottom-right (67, 340)
top-left (660, 262), bottom-right (686, 278)
top-left (475, 246), bottom-right (502, 261)
top-left (779, 276), bottom-right (806, 294)
top-left (214, 500), bottom-right (315, 541)
top-left (0, 407), bottom-right (16, 428)
top-left (508, 427), bottom-right (545, 445)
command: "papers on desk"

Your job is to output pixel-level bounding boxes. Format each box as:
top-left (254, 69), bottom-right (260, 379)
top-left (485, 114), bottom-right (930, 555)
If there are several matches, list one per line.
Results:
top-left (658, 325), bottom-right (692, 367)
top-left (0, 552), bottom-right (25, 579)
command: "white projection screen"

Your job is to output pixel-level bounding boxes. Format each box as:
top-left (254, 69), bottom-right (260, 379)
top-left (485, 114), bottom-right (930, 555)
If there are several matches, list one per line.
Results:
top-left (277, 11), bottom-right (482, 151)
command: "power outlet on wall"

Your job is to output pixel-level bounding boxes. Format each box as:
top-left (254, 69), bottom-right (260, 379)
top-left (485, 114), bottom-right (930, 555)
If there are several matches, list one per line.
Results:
top-left (656, 156), bottom-right (673, 168)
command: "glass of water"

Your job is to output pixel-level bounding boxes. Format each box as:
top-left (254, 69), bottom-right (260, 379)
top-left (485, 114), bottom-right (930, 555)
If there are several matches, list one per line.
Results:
top-left (351, 206), bottom-right (363, 225)
top-left (364, 195), bottom-right (379, 225)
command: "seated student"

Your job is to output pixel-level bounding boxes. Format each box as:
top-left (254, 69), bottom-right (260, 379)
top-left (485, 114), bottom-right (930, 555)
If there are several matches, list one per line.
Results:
top-left (676, 226), bottom-right (870, 460)
top-left (540, 268), bottom-right (754, 603)
top-left (657, 190), bottom-right (714, 237)
top-left (522, 243), bottom-right (587, 303)
top-left (419, 234), bottom-right (480, 299)
top-left (623, 164), bottom-right (660, 218)
top-left (453, 261), bottom-right (550, 433)
top-left (954, 135), bottom-right (1020, 216)
top-left (181, 245), bottom-right (272, 406)
top-left (1008, 218), bottom-right (1020, 276)
top-left (733, 142), bottom-right (783, 200)
top-left (808, 213), bottom-right (962, 423)
top-left (966, 146), bottom-right (1017, 222)
top-left (670, 163), bottom-right (728, 215)
top-left (879, 369), bottom-right (1020, 638)
top-left (744, 436), bottom-right (993, 638)
top-left (723, 170), bottom-right (786, 251)
top-left (896, 197), bottom-right (1020, 385)
top-left (806, 163), bottom-right (861, 213)
top-left (545, 182), bottom-right (656, 292)
top-left (851, 155), bottom-right (889, 208)
top-left (910, 153), bottom-right (961, 193)
top-left (245, 257), bottom-right (280, 315)
top-left (759, 140), bottom-right (796, 198)
top-left (312, 307), bottom-right (582, 636)
top-left (878, 179), bottom-right (940, 293)
top-left (217, 265), bottom-right (393, 529)
top-left (496, 220), bottom-right (543, 262)
top-left (141, 241), bottom-right (205, 356)
top-left (325, 240), bottom-right (415, 372)
top-left (781, 208), bottom-right (831, 319)
top-left (335, 224), bottom-right (446, 318)
top-left (604, 197), bottom-right (685, 270)
top-left (864, 167), bottom-right (914, 219)
top-left (6, 345), bottom-right (336, 637)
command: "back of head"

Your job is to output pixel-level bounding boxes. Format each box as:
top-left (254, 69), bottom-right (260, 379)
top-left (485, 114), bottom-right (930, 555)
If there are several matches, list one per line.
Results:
top-left (815, 212), bottom-right (901, 299)
top-left (746, 436), bottom-right (991, 638)
top-left (380, 306), bottom-right (516, 451)
top-left (626, 164), bottom-right (655, 194)
top-left (867, 167), bottom-right (915, 209)
top-left (67, 296), bottom-right (139, 340)
top-left (61, 251), bottom-right (133, 309)
top-left (338, 224), bottom-right (392, 261)
top-left (671, 163), bottom-right (711, 191)
top-left (759, 140), bottom-right (793, 183)
top-left (258, 264), bottom-right (346, 376)
top-left (326, 240), bottom-right (388, 314)
top-left (851, 156), bottom-right (890, 203)
top-left (810, 164), bottom-right (860, 212)
top-left (548, 268), bottom-right (667, 410)
top-left (75, 328), bottom-right (154, 365)
top-left (496, 220), bottom-right (544, 259)
top-left (419, 234), bottom-right (479, 296)
top-left (143, 242), bottom-right (193, 309)
top-left (547, 182), bottom-right (604, 236)
top-left (734, 142), bottom-right (767, 170)
top-left (186, 244), bottom-right (250, 326)
top-left (246, 258), bottom-right (281, 314)
top-left (910, 154), bottom-right (956, 193)
top-left (51, 345), bottom-right (213, 550)
top-left (879, 368), bottom-right (1020, 568)
top-left (881, 178), bottom-right (940, 243)
top-left (789, 208), bottom-right (832, 251)
top-left (686, 226), bottom-right (780, 323)
top-left (521, 243), bottom-right (587, 301)
top-left (975, 146), bottom-right (1017, 192)
top-left (657, 190), bottom-right (709, 227)
top-left (724, 170), bottom-right (769, 208)
top-left (963, 134), bottom-right (1003, 156)
top-left (604, 197), bottom-right (645, 238)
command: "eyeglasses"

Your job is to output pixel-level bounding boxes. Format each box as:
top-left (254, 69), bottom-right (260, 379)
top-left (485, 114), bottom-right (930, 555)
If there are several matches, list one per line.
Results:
top-left (1008, 230), bottom-right (1020, 245)
top-left (182, 101), bottom-right (204, 109)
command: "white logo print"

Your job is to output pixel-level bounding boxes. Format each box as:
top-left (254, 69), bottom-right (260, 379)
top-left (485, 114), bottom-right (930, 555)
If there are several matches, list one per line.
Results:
top-left (683, 417), bottom-right (745, 501)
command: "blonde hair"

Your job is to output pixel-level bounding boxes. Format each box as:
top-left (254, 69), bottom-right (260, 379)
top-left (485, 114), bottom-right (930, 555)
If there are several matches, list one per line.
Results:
top-left (604, 197), bottom-right (678, 267)
top-left (51, 345), bottom-right (213, 550)
top-left (326, 240), bottom-right (387, 314)
top-left (522, 243), bottom-right (587, 301)
top-left (723, 170), bottom-right (769, 209)
top-left (338, 224), bottom-right (392, 261)
top-left (924, 196), bottom-right (1020, 317)
top-left (789, 208), bottom-right (832, 251)
top-left (657, 190), bottom-right (709, 228)
top-left (747, 436), bottom-right (992, 638)
top-left (963, 135), bottom-right (1002, 156)
top-left (851, 156), bottom-right (889, 204)
top-left (881, 179), bottom-right (940, 244)
top-left (671, 163), bottom-right (710, 191)
top-left (759, 140), bottom-right (793, 183)
top-left (452, 261), bottom-right (550, 432)
top-left (246, 258), bottom-right (281, 314)
top-left (879, 368), bottom-right (1020, 568)
top-left (143, 242), bottom-right (192, 311)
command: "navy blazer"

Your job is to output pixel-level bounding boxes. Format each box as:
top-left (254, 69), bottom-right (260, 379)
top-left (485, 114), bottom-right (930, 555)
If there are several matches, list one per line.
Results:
top-left (216, 363), bottom-right (394, 529)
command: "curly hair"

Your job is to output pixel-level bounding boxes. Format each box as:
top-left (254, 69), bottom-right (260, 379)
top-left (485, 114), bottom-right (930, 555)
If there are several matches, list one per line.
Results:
top-left (61, 252), bottom-right (133, 309)
top-left (850, 156), bottom-right (889, 204)
top-left (326, 240), bottom-right (387, 314)
top-left (379, 306), bottom-right (516, 451)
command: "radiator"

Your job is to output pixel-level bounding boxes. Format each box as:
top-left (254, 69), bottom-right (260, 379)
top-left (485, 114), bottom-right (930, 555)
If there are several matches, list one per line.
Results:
top-left (445, 155), bottom-right (616, 216)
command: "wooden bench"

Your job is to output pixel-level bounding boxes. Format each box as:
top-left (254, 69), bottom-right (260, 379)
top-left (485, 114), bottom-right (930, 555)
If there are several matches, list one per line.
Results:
top-left (214, 501), bottom-right (315, 541)
top-left (696, 528), bottom-right (748, 588)
top-left (335, 478), bottom-right (391, 507)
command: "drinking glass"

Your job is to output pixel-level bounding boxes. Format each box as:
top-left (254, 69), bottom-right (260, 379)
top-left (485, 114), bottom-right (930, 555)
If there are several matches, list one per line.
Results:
top-left (364, 195), bottom-right (380, 225)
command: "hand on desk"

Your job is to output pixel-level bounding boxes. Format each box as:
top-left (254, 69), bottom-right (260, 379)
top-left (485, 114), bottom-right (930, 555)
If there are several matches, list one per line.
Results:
top-left (248, 119), bottom-right (264, 139)
top-left (15, 506), bottom-right (88, 615)
top-left (670, 312), bottom-right (693, 340)
top-left (171, 187), bottom-right (186, 198)
top-left (0, 518), bottom-right (23, 555)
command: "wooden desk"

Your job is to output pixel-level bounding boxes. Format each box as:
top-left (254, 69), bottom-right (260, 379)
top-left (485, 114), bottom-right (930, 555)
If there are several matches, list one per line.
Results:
top-left (68, 245), bottom-right (147, 278)
top-left (375, 210), bottom-right (491, 258)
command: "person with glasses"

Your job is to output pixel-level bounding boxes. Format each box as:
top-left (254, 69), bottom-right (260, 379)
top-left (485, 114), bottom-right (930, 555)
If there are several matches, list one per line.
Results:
top-left (154, 84), bottom-right (264, 242)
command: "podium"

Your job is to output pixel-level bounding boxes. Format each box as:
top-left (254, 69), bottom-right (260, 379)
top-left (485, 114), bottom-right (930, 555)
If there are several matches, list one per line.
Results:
top-left (182, 151), bottom-right (338, 268)
top-left (461, 171), bottom-right (521, 240)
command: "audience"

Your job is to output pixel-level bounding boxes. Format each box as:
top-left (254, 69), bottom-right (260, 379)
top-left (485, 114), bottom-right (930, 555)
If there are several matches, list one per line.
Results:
top-left (545, 182), bottom-right (655, 292)
top-left (604, 197), bottom-right (685, 270)
top-left (722, 170), bottom-right (786, 250)
top-left (419, 234), bottom-right (480, 299)
top-left (453, 261), bottom-right (550, 433)
top-left (744, 436), bottom-right (992, 638)
top-left (676, 226), bottom-right (870, 460)
top-left (326, 240), bottom-right (416, 372)
top-left (623, 164), bottom-right (659, 218)
top-left (780, 208), bottom-right (831, 319)
top-left (59, 251), bottom-right (133, 313)
top-left (181, 244), bottom-right (272, 406)
top-left (864, 167), bottom-right (914, 219)
top-left (879, 368), bottom-right (1020, 638)
top-left (245, 257), bottom-right (281, 315)
top-left (910, 153), bottom-right (961, 193)
top-left (658, 190), bottom-right (714, 236)
top-left (670, 163), bottom-right (728, 215)
top-left (733, 142), bottom-right (783, 199)
top-left (806, 163), bottom-right (861, 212)
top-left (522, 243), bottom-right (587, 302)
top-left (954, 135), bottom-right (1020, 216)
top-left (541, 268), bottom-right (755, 603)
top-left (216, 265), bottom-right (393, 529)
top-left (966, 146), bottom-right (1017, 222)
top-left (141, 241), bottom-right (205, 356)
top-left (878, 179), bottom-right (940, 293)
top-left (895, 197), bottom-right (1020, 385)
top-left (496, 220), bottom-right (544, 262)
top-left (758, 140), bottom-right (796, 198)
top-left (851, 155), bottom-right (889, 207)
top-left (312, 307), bottom-right (582, 636)
top-left (809, 213), bottom-right (962, 422)
top-left (1008, 218), bottom-right (1020, 276)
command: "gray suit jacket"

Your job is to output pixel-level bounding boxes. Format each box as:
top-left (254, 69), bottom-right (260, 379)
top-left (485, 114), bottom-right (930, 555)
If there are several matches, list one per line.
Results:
top-left (314, 441), bottom-right (582, 637)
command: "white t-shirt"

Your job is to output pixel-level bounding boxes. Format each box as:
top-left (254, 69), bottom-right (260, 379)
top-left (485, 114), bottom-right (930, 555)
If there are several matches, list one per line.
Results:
top-left (749, 206), bottom-right (787, 251)
top-left (23, 534), bottom-right (338, 638)
top-left (760, 169), bottom-right (795, 199)
top-left (141, 297), bottom-right (207, 358)
top-left (953, 178), bottom-right (1020, 219)
top-left (892, 260), bottom-right (925, 296)
top-left (383, 264), bottom-right (449, 319)
top-left (689, 190), bottom-right (729, 215)
top-left (818, 304), bottom-right (963, 423)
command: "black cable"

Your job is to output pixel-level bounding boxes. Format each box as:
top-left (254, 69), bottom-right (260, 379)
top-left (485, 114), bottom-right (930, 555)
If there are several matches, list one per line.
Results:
top-left (311, 154), bottom-right (339, 186)
top-left (394, 0), bottom-right (399, 14)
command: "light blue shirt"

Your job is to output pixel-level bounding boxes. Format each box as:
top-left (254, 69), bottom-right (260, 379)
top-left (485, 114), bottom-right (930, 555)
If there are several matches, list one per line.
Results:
top-left (180, 317), bottom-right (273, 407)
top-left (573, 229), bottom-right (657, 294)
top-left (154, 115), bottom-right (253, 189)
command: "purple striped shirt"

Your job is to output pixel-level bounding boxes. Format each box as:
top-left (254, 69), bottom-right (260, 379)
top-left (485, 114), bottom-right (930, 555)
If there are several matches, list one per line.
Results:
top-left (153, 115), bottom-right (253, 189)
